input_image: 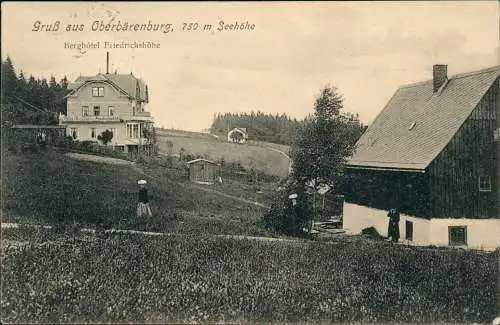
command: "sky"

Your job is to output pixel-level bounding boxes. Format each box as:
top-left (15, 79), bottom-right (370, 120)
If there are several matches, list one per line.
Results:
top-left (2, 1), bottom-right (499, 131)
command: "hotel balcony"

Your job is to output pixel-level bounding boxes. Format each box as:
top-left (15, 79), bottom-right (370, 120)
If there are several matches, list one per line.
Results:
top-left (59, 114), bottom-right (122, 123)
top-left (59, 112), bottom-right (153, 123)
top-left (130, 111), bottom-right (154, 122)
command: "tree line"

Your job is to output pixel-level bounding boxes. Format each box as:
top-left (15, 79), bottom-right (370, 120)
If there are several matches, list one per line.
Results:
top-left (210, 111), bottom-right (303, 145)
top-left (1, 56), bottom-right (70, 129)
top-left (210, 110), bottom-right (365, 146)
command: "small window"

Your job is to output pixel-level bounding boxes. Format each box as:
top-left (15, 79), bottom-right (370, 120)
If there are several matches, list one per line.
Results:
top-left (405, 220), bottom-right (413, 241)
top-left (408, 122), bottom-right (416, 130)
top-left (90, 128), bottom-right (96, 139)
top-left (449, 226), bottom-right (467, 246)
top-left (108, 106), bottom-right (114, 116)
top-left (479, 176), bottom-right (492, 192)
top-left (92, 86), bottom-right (104, 97)
top-left (93, 106), bottom-right (100, 117)
top-left (82, 106), bottom-right (89, 117)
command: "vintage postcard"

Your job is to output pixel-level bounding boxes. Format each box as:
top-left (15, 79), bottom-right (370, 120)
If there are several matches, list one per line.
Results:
top-left (1, 1), bottom-right (499, 324)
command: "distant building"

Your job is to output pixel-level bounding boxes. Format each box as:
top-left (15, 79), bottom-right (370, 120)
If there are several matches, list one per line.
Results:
top-left (227, 127), bottom-right (248, 143)
top-left (344, 64), bottom-right (500, 250)
top-left (59, 53), bottom-right (154, 153)
top-left (187, 158), bottom-right (219, 184)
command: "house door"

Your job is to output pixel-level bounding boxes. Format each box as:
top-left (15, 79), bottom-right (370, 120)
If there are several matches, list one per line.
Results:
top-left (405, 220), bottom-right (413, 241)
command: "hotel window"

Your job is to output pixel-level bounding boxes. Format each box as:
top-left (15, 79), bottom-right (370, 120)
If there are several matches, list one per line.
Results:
top-left (108, 106), bottom-right (114, 116)
top-left (90, 128), bottom-right (96, 139)
top-left (127, 123), bottom-right (139, 138)
top-left (479, 176), bottom-right (492, 192)
top-left (82, 106), bottom-right (89, 116)
top-left (133, 124), bottom-right (139, 138)
top-left (110, 128), bottom-right (117, 139)
top-left (70, 128), bottom-right (78, 139)
top-left (92, 86), bottom-right (104, 97)
top-left (93, 106), bottom-right (100, 116)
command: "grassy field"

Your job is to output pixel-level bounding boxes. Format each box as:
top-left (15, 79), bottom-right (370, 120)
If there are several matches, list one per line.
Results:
top-left (2, 149), bottom-right (499, 324)
top-left (156, 131), bottom-right (290, 178)
top-left (2, 227), bottom-right (498, 324)
top-left (1, 149), bottom-right (269, 235)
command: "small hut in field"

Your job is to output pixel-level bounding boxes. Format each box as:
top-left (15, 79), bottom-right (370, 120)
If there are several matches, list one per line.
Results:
top-left (186, 158), bottom-right (219, 184)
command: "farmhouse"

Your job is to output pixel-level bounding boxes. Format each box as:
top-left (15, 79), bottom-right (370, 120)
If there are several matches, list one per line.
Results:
top-left (187, 158), bottom-right (219, 184)
top-left (344, 64), bottom-right (500, 250)
top-left (227, 127), bottom-right (248, 143)
top-left (59, 52), bottom-right (154, 153)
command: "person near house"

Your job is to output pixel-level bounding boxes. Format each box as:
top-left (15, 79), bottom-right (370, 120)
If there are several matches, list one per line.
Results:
top-left (287, 193), bottom-right (299, 235)
top-left (387, 207), bottom-right (400, 242)
top-left (137, 180), bottom-right (152, 217)
top-left (40, 131), bottom-right (47, 149)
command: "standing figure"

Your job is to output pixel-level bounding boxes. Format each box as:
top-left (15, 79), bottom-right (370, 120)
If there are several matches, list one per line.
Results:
top-left (137, 180), bottom-right (152, 217)
top-left (40, 131), bottom-right (47, 149)
top-left (287, 193), bottom-right (299, 235)
top-left (387, 207), bottom-right (400, 242)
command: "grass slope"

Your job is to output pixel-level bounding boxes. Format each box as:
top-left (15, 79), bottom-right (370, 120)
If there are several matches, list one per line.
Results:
top-left (1, 229), bottom-right (498, 324)
top-left (156, 132), bottom-right (290, 178)
top-left (1, 150), bottom-right (267, 235)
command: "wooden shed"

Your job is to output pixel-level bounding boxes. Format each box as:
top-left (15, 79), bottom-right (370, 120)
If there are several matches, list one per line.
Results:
top-left (186, 159), bottom-right (219, 184)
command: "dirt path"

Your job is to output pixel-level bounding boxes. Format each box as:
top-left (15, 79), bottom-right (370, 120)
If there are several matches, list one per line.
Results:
top-left (1, 223), bottom-right (294, 243)
top-left (66, 152), bottom-right (134, 166)
top-left (131, 164), bottom-right (269, 209)
top-left (66, 152), bottom-right (268, 208)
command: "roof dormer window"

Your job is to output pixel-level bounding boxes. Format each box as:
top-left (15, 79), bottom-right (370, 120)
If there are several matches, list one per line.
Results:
top-left (92, 86), bottom-right (104, 97)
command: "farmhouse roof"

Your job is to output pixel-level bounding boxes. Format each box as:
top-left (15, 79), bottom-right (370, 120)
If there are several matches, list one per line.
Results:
top-left (67, 73), bottom-right (148, 101)
top-left (347, 65), bottom-right (500, 171)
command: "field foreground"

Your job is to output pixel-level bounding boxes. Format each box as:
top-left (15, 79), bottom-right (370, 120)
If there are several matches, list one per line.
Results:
top-left (1, 227), bottom-right (498, 324)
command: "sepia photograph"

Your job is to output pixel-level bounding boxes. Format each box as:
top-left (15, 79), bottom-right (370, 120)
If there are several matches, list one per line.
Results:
top-left (1, 1), bottom-right (499, 324)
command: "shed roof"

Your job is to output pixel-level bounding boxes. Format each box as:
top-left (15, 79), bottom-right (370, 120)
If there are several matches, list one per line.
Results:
top-left (348, 65), bottom-right (500, 171)
top-left (186, 158), bottom-right (218, 165)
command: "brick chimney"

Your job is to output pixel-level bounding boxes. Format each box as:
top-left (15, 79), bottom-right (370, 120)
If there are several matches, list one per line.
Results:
top-left (433, 64), bottom-right (447, 93)
top-left (106, 52), bottom-right (109, 74)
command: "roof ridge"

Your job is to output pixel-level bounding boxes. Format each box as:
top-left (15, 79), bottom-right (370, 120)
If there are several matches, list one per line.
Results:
top-left (399, 65), bottom-right (500, 89)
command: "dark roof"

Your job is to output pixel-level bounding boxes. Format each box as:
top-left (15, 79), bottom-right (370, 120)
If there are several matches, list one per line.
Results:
top-left (229, 127), bottom-right (247, 134)
top-left (348, 65), bottom-right (500, 171)
top-left (68, 73), bottom-right (147, 101)
top-left (11, 125), bottom-right (66, 129)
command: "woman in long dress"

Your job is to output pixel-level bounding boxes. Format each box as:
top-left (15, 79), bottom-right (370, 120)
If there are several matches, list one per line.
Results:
top-left (137, 180), bottom-right (152, 217)
top-left (387, 207), bottom-right (400, 242)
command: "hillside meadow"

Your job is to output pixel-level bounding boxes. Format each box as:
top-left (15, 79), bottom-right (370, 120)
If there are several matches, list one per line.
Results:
top-left (1, 149), bottom-right (268, 235)
top-left (155, 131), bottom-right (290, 178)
